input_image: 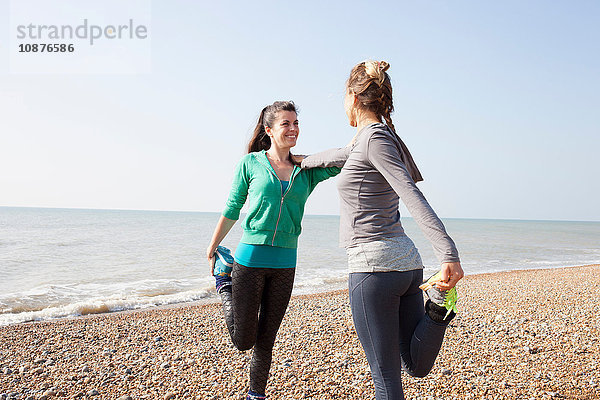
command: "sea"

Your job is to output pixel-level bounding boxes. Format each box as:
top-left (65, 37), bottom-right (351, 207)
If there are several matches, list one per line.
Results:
top-left (1, 207), bottom-right (598, 326)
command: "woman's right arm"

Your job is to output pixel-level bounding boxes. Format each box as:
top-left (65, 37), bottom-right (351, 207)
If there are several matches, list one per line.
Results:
top-left (366, 132), bottom-right (463, 288)
top-left (206, 157), bottom-right (250, 271)
top-left (206, 215), bottom-right (236, 272)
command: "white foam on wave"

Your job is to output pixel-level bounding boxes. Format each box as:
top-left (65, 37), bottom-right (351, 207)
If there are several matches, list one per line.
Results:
top-left (0, 279), bottom-right (217, 326)
top-left (0, 288), bottom-right (216, 326)
top-left (291, 275), bottom-right (348, 296)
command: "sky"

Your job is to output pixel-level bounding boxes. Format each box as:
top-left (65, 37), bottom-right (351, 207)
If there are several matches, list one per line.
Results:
top-left (1, 0), bottom-right (599, 221)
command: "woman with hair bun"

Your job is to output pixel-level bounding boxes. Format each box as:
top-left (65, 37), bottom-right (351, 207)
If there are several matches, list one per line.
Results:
top-left (206, 101), bottom-right (349, 400)
top-left (303, 61), bottom-right (464, 399)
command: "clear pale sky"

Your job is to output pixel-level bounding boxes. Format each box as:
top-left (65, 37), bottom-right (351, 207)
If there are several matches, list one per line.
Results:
top-left (1, 0), bottom-right (599, 221)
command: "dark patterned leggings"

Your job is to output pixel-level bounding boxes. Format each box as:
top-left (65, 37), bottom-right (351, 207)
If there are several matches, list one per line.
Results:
top-left (219, 262), bottom-right (295, 395)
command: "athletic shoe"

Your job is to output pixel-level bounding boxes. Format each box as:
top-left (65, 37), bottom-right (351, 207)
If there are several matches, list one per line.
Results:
top-left (213, 246), bottom-right (233, 294)
top-left (247, 391), bottom-right (266, 400)
top-left (215, 275), bottom-right (232, 294)
top-left (419, 271), bottom-right (458, 321)
top-left (213, 246), bottom-right (234, 277)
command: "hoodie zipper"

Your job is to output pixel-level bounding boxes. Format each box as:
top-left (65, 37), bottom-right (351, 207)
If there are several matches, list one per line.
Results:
top-left (253, 154), bottom-right (298, 246)
top-left (271, 171), bottom-right (297, 245)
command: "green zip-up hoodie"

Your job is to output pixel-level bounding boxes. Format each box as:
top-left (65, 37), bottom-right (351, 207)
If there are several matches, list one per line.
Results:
top-left (222, 149), bottom-right (345, 248)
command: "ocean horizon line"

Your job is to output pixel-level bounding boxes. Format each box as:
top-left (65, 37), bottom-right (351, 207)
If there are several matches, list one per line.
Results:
top-left (1, 205), bottom-right (599, 223)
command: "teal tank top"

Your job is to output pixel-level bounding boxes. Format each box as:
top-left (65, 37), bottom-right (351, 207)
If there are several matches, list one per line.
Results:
top-left (234, 243), bottom-right (297, 268)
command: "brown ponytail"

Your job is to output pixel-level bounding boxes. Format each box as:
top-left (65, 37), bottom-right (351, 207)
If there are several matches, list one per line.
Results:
top-left (347, 60), bottom-right (423, 182)
top-left (247, 107), bottom-right (272, 153)
top-left (347, 60), bottom-right (394, 130)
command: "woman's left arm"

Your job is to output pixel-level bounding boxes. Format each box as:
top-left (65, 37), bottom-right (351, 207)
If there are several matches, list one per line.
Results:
top-left (297, 146), bottom-right (352, 191)
top-left (300, 147), bottom-right (351, 169)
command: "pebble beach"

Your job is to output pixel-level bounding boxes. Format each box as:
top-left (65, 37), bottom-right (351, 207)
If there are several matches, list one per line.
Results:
top-left (1, 264), bottom-right (599, 400)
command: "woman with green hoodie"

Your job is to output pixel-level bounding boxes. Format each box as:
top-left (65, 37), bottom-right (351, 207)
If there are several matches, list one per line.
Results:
top-left (206, 101), bottom-right (348, 400)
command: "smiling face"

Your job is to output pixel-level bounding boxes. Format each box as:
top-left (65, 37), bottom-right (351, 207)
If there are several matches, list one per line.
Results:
top-left (265, 110), bottom-right (299, 150)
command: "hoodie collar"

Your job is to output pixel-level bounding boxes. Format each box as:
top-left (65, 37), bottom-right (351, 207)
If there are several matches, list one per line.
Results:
top-left (253, 150), bottom-right (300, 181)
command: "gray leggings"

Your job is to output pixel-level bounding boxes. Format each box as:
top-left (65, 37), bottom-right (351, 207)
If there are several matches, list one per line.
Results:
top-left (349, 269), bottom-right (447, 400)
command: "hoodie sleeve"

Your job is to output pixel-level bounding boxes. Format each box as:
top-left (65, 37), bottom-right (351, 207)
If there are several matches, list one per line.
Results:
top-left (222, 157), bottom-right (250, 220)
top-left (307, 166), bottom-right (342, 191)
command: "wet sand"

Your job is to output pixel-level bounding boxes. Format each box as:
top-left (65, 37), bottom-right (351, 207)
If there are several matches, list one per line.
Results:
top-left (1, 264), bottom-right (599, 399)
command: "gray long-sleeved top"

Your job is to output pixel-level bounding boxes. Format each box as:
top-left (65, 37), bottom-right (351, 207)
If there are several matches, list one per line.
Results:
top-left (302, 123), bottom-right (460, 264)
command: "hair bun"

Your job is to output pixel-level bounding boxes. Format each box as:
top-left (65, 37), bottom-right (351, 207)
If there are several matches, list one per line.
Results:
top-left (364, 60), bottom-right (390, 86)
